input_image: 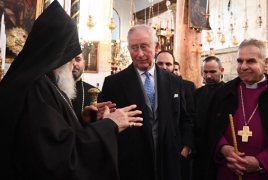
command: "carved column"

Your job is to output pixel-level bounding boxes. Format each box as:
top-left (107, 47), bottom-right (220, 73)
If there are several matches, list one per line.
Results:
top-left (71, 0), bottom-right (80, 24)
top-left (173, 0), bottom-right (201, 87)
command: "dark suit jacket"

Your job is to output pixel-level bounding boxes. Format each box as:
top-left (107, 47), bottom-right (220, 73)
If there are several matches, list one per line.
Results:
top-left (101, 64), bottom-right (194, 180)
top-left (181, 79), bottom-right (196, 124)
top-left (183, 79), bottom-right (196, 93)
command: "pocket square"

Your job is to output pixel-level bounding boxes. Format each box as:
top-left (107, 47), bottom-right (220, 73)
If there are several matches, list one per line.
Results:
top-left (173, 94), bottom-right (178, 98)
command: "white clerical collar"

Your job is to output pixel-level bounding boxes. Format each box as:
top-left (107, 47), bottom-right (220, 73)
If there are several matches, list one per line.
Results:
top-left (243, 75), bottom-right (266, 89)
top-left (136, 63), bottom-right (155, 77)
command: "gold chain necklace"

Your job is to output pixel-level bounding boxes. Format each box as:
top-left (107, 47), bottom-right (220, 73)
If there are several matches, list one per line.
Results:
top-left (45, 75), bottom-right (78, 121)
top-left (237, 84), bottom-right (258, 142)
top-left (81, 80), bottom-right (85, 112)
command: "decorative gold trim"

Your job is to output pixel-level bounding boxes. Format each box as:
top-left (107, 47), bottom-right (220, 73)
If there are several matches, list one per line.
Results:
top-left (6, 28), bottom-right (28, 55)
top-left (71, 0), bottom-right (79, 7)
top-left (71, 10), bottom-right (80, 19)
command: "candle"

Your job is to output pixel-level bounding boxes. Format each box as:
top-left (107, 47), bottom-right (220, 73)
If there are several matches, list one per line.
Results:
top-left (206, 0), bottom-right (209, 14)
top-left (1, 13), bottom-right (5, 70)
top-left (229, 114), bottom-right (242, 180)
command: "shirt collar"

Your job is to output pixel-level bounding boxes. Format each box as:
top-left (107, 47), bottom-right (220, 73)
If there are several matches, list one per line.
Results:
top-left (136, 63), bottom-right (155, 77)
top-left (243, 75), bottom-right (266, 89)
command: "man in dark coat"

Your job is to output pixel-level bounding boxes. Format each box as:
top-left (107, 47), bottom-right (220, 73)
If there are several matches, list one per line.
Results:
top-left (101, 25), bottom-right (194, 180)
top-left (193, 56), bottom-right (224, 180)
top-left (155, 50), bottom-right (196, 180)
top-left (155, 50), bottom-right (196, 130)
top-left (72, 53), bottom-right (106, 125)
top-left (204, 39), bottom-right (268, 180)
top-left (174, 61), bottom-right (196, 93)
top-left (0, 1), bottom-right (142, 179)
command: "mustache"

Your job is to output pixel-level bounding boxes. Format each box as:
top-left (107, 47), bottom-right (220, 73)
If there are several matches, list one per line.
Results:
top-left (73, 67), bottom-right (80, 71)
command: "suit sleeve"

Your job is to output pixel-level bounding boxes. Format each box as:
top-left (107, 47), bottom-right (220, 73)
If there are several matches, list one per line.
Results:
top-left (178, 78), bottom-right (195, 151)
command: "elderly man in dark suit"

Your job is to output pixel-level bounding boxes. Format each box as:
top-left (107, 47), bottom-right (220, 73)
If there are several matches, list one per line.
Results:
top-left (101, 24), bottom-right (194, 180)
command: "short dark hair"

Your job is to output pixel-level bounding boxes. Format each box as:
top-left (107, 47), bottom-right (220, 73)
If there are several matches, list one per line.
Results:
top-left (155, 50), bottom-right (175, 64)
top-left (174, 61), bottom-right (180, 70)
top-left (203, 56), bottom-right (222, 69)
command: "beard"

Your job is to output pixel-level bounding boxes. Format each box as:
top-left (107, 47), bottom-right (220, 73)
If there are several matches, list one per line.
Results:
top-left (54, 63), bottom-right (76, 100)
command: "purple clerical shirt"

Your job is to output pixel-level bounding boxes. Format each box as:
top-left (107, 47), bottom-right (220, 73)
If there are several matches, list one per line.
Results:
top-left (215, 79), bottom-right (268, 180)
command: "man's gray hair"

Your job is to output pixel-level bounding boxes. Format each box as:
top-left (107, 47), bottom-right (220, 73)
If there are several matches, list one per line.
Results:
top-left (239, 39), bottom-right (267, 61)
top-left (127, 24), bottom-right (158, 46)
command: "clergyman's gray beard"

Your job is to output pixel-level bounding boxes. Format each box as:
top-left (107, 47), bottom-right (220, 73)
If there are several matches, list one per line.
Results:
top-left (55, 63), bottom-right (77, 100)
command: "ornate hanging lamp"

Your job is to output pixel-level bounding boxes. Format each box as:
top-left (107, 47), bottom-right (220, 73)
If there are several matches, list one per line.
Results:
top-left (209, 48), bottom-right (215, 56)
top-left (243, 0), bottom-right (248, 31)
top-left (257, 1), bottom-right (262, 27)
top-left (108, 0), bottom-right (116, 32)
top-left (129, 0), bottom-right (137, 28)
top-left (232, 36), bottom-right (239, 46)
top-left (220, 34), bottom-right (226, 45)
top-left (206, 32), bottom-right (213, 44)
top-left (87, 1), bottom-right (95, 29)
top-left (216, 0), bottom-right (222, 38)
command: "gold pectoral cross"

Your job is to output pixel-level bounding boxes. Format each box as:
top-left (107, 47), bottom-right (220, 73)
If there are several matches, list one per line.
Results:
top-left (238, 126), bottom-right (252, 142)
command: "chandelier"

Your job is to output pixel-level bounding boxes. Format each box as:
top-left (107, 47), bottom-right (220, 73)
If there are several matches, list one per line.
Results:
top-left (0, 55), bottom-right (4, 81)
top-left (108, 40), bottom-right (130, 74)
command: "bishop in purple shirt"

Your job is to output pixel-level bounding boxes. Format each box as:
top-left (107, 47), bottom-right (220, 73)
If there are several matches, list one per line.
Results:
top-left (202, 39), bottom-right (268, 180)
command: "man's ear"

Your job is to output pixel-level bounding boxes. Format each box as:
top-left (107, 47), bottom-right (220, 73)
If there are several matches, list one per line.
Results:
top-left (264, 58), bottom-right (268, 73)
top-left (155, 42), bottom-right (160, 54)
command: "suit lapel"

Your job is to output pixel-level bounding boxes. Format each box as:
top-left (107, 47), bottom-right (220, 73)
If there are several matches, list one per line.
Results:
top-left (120, 64), bottom-right (154, 148)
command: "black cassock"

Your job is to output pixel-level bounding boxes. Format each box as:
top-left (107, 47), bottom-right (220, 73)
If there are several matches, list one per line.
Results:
top-left (11, 76), bottom-right (120, 180)
top-left (72, 79), bottom-right (95, 124)
top-left (0, 1), bottom-right (119, 179)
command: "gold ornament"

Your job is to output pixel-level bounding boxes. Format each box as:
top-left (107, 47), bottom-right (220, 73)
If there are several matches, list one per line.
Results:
top-left (6, 28), bottom-right (28, 55)
top-left (232, 36), bottom-right (239, 46)
top-left (87, 15), bottom-right (95, 29)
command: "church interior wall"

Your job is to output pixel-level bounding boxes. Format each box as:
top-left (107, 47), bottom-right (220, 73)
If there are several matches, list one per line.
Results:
top-left (201, 0), bottom-right (267, 83)
top-left (2, 0), bottom-right (268, 88)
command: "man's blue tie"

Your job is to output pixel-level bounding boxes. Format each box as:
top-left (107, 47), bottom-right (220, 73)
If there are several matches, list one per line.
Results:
top-left (144, 71), bottom-right (155, 110)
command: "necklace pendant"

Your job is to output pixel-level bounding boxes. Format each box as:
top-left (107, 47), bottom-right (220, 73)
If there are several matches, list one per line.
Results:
top-left (237, 125), bottom-right (252, 142)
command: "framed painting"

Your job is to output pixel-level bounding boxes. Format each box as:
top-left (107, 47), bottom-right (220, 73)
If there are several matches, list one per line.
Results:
top-left (2, 0), bottom-right (45, 63)
top-left (81, 41), bottom-right (99, 73)
top-left (188, 0), bottom-right (210, 30)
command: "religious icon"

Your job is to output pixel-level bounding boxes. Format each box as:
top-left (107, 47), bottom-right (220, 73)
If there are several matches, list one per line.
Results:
top-left (1, 0), bottom-right (41, 63)
top-left (188, 0), bottom-right (211, 30)
top-left (81, 41), bottom-right (99, 73)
